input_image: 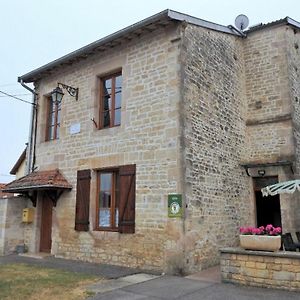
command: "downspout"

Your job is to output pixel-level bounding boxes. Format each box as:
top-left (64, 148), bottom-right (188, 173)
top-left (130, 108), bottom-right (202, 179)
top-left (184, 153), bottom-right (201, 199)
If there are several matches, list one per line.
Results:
top-left (17, 77), bottom-right (38, 175)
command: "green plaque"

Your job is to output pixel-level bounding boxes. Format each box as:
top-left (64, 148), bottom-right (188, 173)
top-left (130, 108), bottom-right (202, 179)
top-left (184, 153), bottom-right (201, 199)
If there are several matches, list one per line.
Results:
top-left (168, 194), bottom-right (182, 218)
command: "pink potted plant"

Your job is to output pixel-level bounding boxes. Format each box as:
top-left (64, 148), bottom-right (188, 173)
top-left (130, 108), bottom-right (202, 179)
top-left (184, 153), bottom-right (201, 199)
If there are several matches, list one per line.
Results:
top-left (239, 225), bottom-right (282, 251)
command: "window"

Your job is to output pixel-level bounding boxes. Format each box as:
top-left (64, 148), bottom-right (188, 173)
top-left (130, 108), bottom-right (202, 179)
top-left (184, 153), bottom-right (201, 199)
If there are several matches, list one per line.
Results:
top-left (74, 165), bottom-right (136, 233)
top-left (46, 96), bottom-right (61, 141)
top-left (99, 72), bottom-right (122, 129)
top-left (97, 171), bottom-right (119, 229)
top-left (96, 165), bottom-right (135, 232)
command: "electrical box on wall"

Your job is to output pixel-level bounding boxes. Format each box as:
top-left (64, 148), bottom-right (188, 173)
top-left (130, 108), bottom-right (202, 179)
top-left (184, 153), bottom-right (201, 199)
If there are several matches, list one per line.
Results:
top-left (22, 208), bottom-right (34, 223)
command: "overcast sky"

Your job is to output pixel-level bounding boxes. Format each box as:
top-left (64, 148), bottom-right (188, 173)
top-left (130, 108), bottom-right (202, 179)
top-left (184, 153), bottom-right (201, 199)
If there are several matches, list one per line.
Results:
top-left (1, 0), bottom-right (300, 183)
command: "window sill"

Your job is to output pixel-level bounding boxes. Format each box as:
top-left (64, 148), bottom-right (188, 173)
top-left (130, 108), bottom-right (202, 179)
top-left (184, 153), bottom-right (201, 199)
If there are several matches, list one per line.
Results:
top-left (42, 138), bottom-right (60, 145)
top-left (94, 228), bottom-right (119, 232)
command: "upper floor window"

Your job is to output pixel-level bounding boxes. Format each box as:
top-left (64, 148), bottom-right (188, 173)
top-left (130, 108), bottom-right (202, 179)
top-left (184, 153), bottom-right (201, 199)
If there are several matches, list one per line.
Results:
top-left (99, 72), bottom-right (122, 129)
top-left (46, 96), bottom-right (61, 141)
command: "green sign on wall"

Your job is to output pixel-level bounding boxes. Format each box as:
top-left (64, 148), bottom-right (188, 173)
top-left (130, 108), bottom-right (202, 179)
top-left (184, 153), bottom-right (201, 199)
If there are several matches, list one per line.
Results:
top-left (168, 194), bottom-right (182, 218)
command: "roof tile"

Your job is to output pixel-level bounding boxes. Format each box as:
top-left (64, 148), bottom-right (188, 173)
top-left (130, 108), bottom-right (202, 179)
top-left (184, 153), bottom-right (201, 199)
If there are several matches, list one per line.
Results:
top-left (3, 169), bottom-right (72, 193)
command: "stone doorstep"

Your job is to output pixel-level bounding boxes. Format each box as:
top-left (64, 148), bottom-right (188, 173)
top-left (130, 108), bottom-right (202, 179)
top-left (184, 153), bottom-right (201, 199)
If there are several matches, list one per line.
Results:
top-left (19, 252), bottom-right (53, 259)
top-left (87, 273), bottom-right (160, 294)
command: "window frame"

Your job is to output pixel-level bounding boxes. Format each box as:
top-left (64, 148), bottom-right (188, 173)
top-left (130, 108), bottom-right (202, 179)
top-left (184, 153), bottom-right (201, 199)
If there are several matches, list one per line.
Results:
top-left (95, 168), bottom-right (120, 231)
top-left (45, 95), bottom-right (61, 141)
top-left (99, 71), bottom-right (122, 130)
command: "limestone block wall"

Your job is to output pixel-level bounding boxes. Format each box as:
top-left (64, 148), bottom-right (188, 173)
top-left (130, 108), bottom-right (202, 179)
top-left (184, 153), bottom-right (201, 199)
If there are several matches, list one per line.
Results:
top-left (242, 25), bottom-right (300, 235)
top-left (286, 27), bottom-right (300, 228)
top-left (243, 26), bottom-right (294, 163)
top-left (180, 24), bottom-right (252, 273)
top-left (0, 197), bottom-right (26, 255)
top-left (32, 24), bottom-right (184, 271)
top-left (0, 199), bottom-right (6, 255)
top-left (221, 248), bottom-right (300, 291)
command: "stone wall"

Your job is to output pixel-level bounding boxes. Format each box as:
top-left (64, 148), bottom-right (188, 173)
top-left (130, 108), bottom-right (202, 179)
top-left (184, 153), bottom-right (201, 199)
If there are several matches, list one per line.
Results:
top-left (287, 26), bottom-right (300, 229)
top-left (180, 24), bottom-right (253, 273)
top-left (221, 248), bottom-right (300, 291)
top-left (243, 25), bottom-right (299, 234)
top-left (0, 196), bottom-right (26, 255)
top-left (243, 26), bottom-right (293, 164)
top-left (0, 199), bottom-right (6, 255)
top-left (32, 24), bottom-right (184, 272)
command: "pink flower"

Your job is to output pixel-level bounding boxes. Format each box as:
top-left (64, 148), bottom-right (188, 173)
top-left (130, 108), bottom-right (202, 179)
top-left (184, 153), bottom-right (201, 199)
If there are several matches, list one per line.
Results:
top-left (275, 227), bottom-right (281, 233)
top-left (265, 224), bottom-right (273, 232)
top-left (239, 224), bottom-right (282, 236)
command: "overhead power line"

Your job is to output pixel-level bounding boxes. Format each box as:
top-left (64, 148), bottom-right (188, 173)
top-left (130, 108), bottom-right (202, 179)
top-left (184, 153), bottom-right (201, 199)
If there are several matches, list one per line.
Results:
top-left (0, 83), bottom-right (20, 87)
top-left (0, 93), bottom-right (31, 98)
top-left (0, 90), bottom-right (35, 106)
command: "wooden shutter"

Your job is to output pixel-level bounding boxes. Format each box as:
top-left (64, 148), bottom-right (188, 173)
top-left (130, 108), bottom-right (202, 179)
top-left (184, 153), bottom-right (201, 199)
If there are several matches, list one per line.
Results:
top-left (119, 164), bottom-right (136, 233)
top-left (75, 169), bottom-right (91, 231)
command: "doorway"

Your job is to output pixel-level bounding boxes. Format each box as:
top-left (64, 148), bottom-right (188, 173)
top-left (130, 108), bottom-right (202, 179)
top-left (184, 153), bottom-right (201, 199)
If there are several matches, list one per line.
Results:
top-left (253, 177), bottom-right (282, 228)
top-left (40, 195), bottom-right (53, 253)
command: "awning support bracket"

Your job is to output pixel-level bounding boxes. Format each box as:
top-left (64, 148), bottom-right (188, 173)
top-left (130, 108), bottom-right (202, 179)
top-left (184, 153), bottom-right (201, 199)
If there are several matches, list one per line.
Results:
top-left (45, 190), bottom-right (64, 207)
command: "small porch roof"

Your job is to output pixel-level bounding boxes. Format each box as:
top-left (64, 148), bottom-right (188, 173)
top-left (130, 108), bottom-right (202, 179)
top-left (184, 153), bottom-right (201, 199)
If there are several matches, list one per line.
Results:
top-left (2, 169), bottom-right (72, 193)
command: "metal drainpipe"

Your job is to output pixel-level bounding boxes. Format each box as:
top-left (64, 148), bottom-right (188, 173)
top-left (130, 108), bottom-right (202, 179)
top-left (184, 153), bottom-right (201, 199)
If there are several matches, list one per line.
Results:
top-left (17, 77), bottom-right (38, 175)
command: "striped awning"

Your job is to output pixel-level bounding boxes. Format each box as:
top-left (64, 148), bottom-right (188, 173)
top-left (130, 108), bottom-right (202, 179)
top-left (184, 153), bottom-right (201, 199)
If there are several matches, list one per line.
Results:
top-left (261, 180), bottom-right (300, 197)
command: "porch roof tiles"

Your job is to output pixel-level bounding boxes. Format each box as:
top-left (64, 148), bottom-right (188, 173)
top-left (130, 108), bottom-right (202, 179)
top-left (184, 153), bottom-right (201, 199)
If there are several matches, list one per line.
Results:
top-left (2, 169), bottom-right (72, 193)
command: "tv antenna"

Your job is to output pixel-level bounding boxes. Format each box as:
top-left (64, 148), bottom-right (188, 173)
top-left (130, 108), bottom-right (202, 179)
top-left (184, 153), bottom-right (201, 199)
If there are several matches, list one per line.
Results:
top-left (235, 14), bottom-right (249, 31)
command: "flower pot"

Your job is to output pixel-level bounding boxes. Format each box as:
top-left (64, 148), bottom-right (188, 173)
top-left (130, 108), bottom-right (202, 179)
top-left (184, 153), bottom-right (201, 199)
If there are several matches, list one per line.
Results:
top-left (239, 235), bottom-right (281, 252)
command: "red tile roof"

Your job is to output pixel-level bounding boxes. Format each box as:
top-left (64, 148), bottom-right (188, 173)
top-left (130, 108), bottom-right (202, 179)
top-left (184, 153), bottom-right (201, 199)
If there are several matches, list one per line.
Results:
top-left (2, 169), bottom-right (72, 193)
top-left (0, 183), bottom-right (12, 198)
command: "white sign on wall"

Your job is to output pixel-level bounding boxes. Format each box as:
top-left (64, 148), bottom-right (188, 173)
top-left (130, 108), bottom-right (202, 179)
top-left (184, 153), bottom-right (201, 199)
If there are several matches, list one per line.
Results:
top-left (70, 123), bottom-right (81, 135)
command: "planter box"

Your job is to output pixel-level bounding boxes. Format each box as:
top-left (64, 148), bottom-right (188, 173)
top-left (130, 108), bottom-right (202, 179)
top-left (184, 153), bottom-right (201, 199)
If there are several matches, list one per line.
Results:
top-left (240, 235), bottom-right (281, 252)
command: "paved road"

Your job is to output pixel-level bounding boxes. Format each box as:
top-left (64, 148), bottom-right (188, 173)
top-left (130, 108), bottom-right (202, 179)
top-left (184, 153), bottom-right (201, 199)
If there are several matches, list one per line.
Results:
top-left (1, 255), bottom-right (299, 299)
top-left (89, 275), bottom-right (300, 300)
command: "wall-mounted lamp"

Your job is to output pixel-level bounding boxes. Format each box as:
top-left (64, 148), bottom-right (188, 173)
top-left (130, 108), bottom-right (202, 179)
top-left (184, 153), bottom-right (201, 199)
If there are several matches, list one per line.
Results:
top-left (257, 169), bottom-right (265, 176)
top-left (51, 82), bottom-right (79, 103)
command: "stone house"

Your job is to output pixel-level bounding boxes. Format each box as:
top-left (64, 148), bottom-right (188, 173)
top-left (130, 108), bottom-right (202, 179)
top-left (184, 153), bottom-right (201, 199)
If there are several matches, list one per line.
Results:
top-left (3, 10), bottom-right (300, 274)
top-left (10, 147), bottom-right (27, 179)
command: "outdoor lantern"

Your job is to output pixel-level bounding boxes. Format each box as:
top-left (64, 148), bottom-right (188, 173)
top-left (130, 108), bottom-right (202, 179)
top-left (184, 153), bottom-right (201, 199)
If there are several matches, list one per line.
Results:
top-left (51, 82), bottom-right (79, 103)
top-left (51, 86), bottom-right (64, 103)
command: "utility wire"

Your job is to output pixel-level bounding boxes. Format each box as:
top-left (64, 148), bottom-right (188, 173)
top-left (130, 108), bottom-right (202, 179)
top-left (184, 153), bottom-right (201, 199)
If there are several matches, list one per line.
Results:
top-left (0, 90), bottom-right (35, 106)
top-left (0, 83), bottom-right (20, 87)
top-left (0, 93), bottom-right (31, 98)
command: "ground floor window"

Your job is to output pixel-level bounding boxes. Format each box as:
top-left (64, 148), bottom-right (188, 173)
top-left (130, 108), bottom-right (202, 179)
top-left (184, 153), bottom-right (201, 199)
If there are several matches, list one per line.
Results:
top-left (97, 170), bottom-right (119, 229)
top-left (75, 165), bottom-right (136, 233)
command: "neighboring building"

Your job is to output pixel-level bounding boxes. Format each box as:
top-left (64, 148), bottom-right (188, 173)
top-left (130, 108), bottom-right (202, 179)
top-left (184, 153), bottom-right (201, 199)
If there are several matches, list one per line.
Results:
top-left (3, 10), bottom-right (300, 273)
top-left (10, 147), bottom-right (27, 179)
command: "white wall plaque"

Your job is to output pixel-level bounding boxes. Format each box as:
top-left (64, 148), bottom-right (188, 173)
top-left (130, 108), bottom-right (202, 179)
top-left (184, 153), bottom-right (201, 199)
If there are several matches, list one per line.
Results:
top-left (70, 123), bottom-right (81, 135)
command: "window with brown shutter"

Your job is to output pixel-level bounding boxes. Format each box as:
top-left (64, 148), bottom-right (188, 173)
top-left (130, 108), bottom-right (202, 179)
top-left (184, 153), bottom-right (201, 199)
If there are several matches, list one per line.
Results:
top-left (119, 165), bottom-right (135, 233)
top-left (95, 165), bottom-right (135, 233)
top-left (75, 169), bottom-right (91, 231)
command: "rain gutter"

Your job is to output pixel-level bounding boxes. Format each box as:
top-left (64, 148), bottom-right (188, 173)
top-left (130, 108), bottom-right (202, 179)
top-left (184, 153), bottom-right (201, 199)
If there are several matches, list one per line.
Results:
top-left (18, 78), bottom-right (38, 175)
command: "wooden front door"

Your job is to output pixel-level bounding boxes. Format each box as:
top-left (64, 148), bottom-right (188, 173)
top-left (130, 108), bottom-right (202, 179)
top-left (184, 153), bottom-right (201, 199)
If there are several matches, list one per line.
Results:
top-left (40, 196), bottom-right (53, 253)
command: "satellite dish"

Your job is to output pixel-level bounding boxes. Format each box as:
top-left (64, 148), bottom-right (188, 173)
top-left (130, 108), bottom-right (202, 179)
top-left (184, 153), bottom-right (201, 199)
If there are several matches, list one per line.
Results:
top-left (235, 14), bottom-right (249, 31)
